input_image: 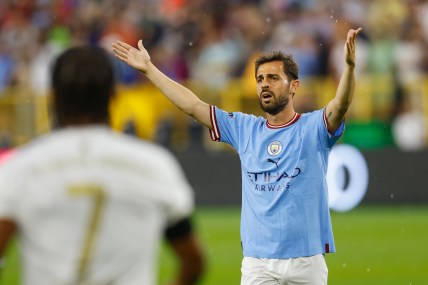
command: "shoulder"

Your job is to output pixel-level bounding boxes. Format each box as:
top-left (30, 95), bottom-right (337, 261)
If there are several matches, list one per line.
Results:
top-left (300, 109), bottom-right (324, 119)
top-left (2, 128), bottom-right (180, 175)
top-left (298, 109), bottom-right (325, 125)
top-left (112, 133), bottom-right (191, 182)
top-left (0, 132), bottom-right (54, 175)
top-left (215, 107), bottom-right (264, 125)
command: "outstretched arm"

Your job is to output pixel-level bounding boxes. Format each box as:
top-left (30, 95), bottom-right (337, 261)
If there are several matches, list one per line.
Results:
top-left (112, 40), bottom-right (211, 128)
top-left (325, 28), bottom-right (362, 133)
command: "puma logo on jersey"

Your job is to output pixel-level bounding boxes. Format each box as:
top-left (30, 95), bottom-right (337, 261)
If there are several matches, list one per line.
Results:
top-left (267, 158), bottom-right (280, 168)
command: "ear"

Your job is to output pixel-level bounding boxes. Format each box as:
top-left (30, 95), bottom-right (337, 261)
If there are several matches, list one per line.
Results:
top-left (289, 80), bottom-right (300, 95)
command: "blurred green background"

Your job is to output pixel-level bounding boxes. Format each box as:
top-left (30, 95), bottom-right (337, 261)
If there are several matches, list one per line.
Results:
top-left (1, 206), bottom-right (427, 285)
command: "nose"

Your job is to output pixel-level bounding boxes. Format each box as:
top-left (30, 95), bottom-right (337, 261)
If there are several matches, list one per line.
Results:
top-left (258, 77), bottom-right (270, 93)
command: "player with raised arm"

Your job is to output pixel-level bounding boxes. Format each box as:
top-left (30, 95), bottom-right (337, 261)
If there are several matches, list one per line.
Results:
top-left (113, 27), bottom-right (362, 285)
top-left (0, 46), bottom-right (204, 285)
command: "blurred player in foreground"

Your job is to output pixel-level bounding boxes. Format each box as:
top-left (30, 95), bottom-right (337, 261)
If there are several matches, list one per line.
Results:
top-left (0, 46), bottom-right (204, 285)
top-left (113, 26), bottom-right (362, 284)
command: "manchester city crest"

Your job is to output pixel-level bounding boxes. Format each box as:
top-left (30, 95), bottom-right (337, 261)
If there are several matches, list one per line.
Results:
top-left (267, 141), bottom-right (283, 156)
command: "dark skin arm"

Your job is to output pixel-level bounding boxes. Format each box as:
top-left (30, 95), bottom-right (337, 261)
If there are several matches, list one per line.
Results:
top-left (0, 219), bottom-right (16, 259)
top-left (167, 233), bottom-right (205, 285)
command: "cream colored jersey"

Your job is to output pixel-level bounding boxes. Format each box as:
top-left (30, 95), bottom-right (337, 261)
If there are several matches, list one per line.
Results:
top-left (0, 126), bottom-right (194, 285)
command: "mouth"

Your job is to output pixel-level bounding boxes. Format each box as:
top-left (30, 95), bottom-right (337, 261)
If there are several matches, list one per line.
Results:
top-left (261, 91), bottom-right (273, 101)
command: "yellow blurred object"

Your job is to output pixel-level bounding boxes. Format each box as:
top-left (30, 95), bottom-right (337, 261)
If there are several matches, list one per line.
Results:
top-left (110, 84), bottom-right (161, 140)
top-left (0, 75), bottom-right (427, 149)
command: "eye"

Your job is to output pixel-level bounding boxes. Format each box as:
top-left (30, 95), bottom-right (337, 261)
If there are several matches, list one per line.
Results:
top-left (256, 77), bottom-right (263, 83)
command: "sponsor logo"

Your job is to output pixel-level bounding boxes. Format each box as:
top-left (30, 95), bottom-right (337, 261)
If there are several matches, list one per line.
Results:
top-left (247, 168), bottom-right (301, 183)
top-left (247, 168), bottom-right (301, 192)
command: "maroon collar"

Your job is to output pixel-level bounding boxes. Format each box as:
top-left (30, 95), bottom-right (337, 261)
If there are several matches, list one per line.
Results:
top-left (266, 113), bottom-right (301, 129)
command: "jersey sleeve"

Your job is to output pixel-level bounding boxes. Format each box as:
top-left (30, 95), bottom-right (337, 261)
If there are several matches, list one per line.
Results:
top-left (156, 149), bottom-right (195, 226)
top-left (208, 105), bottom-right (247, 150)
top-left (317, 108), bottom-right (345, 149)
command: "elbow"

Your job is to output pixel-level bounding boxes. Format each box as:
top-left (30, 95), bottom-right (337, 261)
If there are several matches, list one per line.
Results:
top-left (180, 100), bottom-right (200, 118)
top-left (337, 105), bottom-right (350, 117)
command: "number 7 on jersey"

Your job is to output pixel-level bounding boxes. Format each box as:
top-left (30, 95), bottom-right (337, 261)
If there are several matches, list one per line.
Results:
top-left (69, 185), bottom-right (107, 283)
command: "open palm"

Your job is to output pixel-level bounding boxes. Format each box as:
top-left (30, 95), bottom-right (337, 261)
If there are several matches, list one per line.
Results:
top-left (344, 28), bottom-right (362, 67)
top-left (112, 39), bottom-right (151, 73)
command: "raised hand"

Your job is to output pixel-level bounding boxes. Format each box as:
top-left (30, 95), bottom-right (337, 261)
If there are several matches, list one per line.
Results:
top-left (344, 28), bottom-right (362, 67)
top-left (112, 39), bottom-right (151, 73)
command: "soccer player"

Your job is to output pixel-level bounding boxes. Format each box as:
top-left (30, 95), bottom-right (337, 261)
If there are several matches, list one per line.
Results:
top-left (0, 46), bottom-right (204, 285)
top-left (112, 27), bottom-right (362, 284)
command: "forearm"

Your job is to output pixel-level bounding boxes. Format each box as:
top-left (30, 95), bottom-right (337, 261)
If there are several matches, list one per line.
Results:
top-left (326, 64), bottom-right (355, 132)
top-left (144, 63), bottom-right (211, 128)
top-left (174, 259), bottom-right (204, 285)
top-left (334, 65), bottom-right (355, 113)
top-left (166, 219), bottom-right (205, 285)
top-left (326, 27), bottom-right (361, 132)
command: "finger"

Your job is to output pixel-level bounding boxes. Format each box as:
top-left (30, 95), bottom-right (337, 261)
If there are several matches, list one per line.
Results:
top-left (112, 44), bottom-right (125, 56)
top-left (112, 48), bottom-right (128, 61)
top-left (347, 28), bottom-right (360, 48)
top-left (116, 40), bottom-right (132, 50)
top-left (352, 27), bottom-right (362, 41)
top-left (345, 43), bottom-right (355, 65)
top-left (112, 46), bottom-right (128, 59)
top-left (114, 53), bottom-right (127, 63)
top-left (353, 29), bottom-right (362, 42)
top-left (113, 41), bottom-right (132, 54)
top-left (138, 39), bottom-right (144, 51)
top-left (345, 32), bottom-right (353, 49)
top-left (346, 42), bottom-right (354, 54)
top-left (349, 33), bottom-right (356, 49)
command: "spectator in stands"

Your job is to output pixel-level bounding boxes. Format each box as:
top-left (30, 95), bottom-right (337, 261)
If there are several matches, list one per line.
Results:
top-left (0, 0), bottom-right (427, 149)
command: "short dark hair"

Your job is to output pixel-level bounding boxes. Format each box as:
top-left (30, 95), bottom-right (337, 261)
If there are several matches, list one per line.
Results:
top-left (254, 51), bottom-right (299, 81)
top-left (51, 46), bottom-right (114, 126)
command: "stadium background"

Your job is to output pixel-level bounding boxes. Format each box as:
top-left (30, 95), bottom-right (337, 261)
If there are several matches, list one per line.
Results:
top-left (0, 0), bottom-right (427, 284)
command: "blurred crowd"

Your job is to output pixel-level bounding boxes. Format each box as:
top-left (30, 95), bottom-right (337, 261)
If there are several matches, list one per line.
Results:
top-left (1, 0), bottom-right (428, 150)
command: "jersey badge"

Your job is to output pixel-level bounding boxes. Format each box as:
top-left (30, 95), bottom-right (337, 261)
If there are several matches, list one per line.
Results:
top-left (267, 141), bottom-right (283, 156)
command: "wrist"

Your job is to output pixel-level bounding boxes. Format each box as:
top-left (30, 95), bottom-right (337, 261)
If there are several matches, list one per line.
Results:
top-left (143, 61), bottom-right (156, 75)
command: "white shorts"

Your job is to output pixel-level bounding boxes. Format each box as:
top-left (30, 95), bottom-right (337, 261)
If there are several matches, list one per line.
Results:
top-left (240, 254), bottom-right (328, 285)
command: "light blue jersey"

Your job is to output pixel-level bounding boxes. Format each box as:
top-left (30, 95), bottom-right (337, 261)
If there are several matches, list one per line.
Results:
top-left (209, 105), bottom-right (344, 259)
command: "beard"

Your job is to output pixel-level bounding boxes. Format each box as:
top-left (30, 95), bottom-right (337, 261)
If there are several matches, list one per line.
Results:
top-left (259, 92), bottom-right (289, 115)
